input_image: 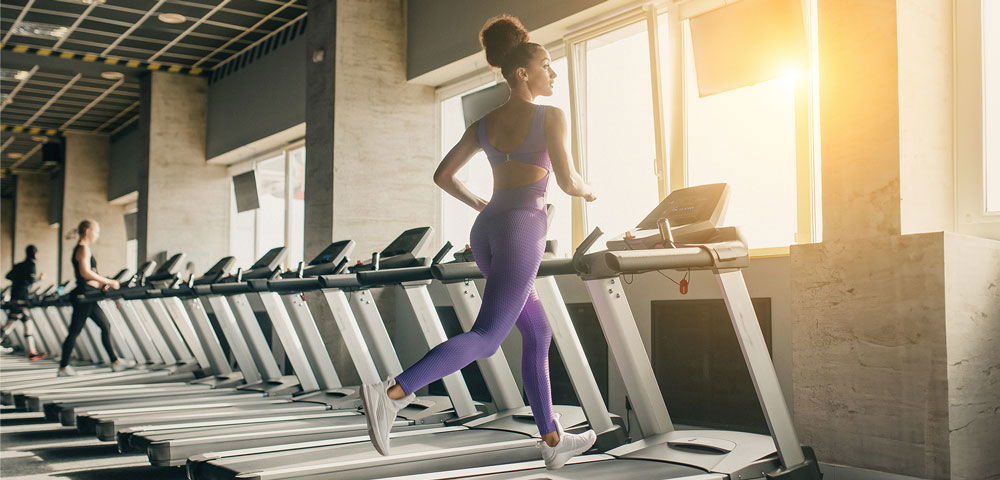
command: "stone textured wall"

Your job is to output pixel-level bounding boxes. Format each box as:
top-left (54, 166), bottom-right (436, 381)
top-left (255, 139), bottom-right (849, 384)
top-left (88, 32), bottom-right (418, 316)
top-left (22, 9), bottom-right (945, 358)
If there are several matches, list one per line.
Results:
top-left (944, 234), bottom-right (1000, 480)
top-left (12, 174), bottom-right (58, 283)
top-left (817, 0), bottom-right (900, 241)
top-left (141, 72), bottom-right (229, 275)
top-left (331, 0), bottom-right (437, 256)
top-left (897, 0), bottom-right (954, 234)
top-left (61, 133), bottom-right (127, 283)
top-left (791, 234), bottom-right (950, 478)
top-left (304, 0), bottom-right (437, 376)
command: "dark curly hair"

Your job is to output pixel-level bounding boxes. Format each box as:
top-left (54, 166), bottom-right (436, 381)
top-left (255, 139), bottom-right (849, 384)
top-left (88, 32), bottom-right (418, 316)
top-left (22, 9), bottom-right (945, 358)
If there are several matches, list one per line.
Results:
top-left (480, 14), bottom-right (542, 80)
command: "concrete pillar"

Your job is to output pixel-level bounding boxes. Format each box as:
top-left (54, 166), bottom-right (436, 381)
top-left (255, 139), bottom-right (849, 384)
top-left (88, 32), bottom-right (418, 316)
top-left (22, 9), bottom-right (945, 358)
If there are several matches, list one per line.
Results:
top-left (137, 71), bottom-right (228, 274)
top-left (61, 133), bottom-right (127, 282)
top-left (790, 2), bottom-right (1000, 478)
top-left (304, 0), bottom-right (437, 379)
top-left (12, 174), bottom-right (58, 283)
top-left (1, 197), bottom-right (13, 279)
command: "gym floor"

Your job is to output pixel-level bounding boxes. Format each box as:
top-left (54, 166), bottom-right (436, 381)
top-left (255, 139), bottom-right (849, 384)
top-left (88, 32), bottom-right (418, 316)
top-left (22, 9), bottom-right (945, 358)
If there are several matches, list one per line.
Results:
top-left (0, 402), bottom-right (181, 480)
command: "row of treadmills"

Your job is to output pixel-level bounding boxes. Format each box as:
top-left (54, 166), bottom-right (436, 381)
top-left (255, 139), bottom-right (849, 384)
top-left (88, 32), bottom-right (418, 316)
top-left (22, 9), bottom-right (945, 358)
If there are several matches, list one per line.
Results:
top-left (0, 184), bottom-right (822, 480)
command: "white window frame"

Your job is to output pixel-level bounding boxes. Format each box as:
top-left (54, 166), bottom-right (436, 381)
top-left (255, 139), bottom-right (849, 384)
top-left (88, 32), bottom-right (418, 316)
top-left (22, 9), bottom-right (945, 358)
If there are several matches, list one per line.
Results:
top-left (434, 0), bottom-right (823, 256)
top-left (955, 0), bottom-right (1000, 239)
top-left (227, 139), bottom-right (305, 267)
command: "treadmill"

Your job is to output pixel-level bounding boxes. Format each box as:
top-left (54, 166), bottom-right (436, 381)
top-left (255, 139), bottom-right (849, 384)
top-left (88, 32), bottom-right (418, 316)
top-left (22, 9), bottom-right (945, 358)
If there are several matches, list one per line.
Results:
top-left (0, 266), bottom-right (193, 405)
top-left (9, 259), bottom-right (210, 411)
top-left (184, 233), bottom-right (627, 480)
top-left (74, 247), bottom-right (351, 440)
top-left (128, 231), bottom-right (474, 466)
top-left (370, 184), bottom-right (823, 480)
top-left (33, 256), bottom-right (280, 424)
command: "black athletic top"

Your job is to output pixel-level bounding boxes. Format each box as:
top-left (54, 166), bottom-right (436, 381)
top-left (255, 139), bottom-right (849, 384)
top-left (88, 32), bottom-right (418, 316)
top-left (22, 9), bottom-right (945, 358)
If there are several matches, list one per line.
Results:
top-left (71, 245), bottom-right (98, 294)
top-left (5, 259), bottom-right (37, 300)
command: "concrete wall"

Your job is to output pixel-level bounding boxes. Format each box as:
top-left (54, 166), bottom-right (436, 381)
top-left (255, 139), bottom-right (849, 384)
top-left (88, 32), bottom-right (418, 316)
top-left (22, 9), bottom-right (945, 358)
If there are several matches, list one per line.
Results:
top-left (897, 0), bottom-right (954, 234)
top-left (944, 234), bottom-right (1000, 480)
top-left (108, 123), bottom-right (142, 202)
top-left (405, 0), bottom-right (604, 79)
top-left (1, 197), bottom-right (13, 281)
top-left (302, 0), bottom-right (437, 378)
top-left (60, 133), bottom-right (128, 283)
top-left (207, 35), bottom-right (305, 159)
top-left (12, 174), bottom-right (58, 285)
top-left (138, 72), bottom-right (229, 275)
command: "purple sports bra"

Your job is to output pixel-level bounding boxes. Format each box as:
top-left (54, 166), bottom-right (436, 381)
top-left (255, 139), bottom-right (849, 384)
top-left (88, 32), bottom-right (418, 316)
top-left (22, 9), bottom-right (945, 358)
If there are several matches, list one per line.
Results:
top-left (477, 104), bottom-right (551, 211)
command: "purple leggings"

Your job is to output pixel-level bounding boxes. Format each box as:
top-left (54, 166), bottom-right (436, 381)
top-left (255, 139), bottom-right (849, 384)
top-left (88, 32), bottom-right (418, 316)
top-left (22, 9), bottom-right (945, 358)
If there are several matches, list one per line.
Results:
top-left (395, 204), bottom-right (556, 435)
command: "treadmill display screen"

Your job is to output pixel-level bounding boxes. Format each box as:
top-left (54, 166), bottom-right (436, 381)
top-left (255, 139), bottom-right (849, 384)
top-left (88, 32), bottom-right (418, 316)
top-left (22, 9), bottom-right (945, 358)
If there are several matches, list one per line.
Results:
top-left (380, 227), bottom-right (431, 258)
top-left (635, 183), bottom-right (727, 230)
top-left (309, 241), bottom-right (352, 266)
top-left (250, 247), bottom-right (286, 270)
top-left (205, 257), bottom-right (235, 275)
top-left (157, 253), bottom-right (184, 274)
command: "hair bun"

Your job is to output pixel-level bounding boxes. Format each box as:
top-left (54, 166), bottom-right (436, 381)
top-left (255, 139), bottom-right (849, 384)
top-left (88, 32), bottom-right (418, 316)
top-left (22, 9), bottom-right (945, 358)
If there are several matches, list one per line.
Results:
top-left (480, 14), bottom-right (530, 69)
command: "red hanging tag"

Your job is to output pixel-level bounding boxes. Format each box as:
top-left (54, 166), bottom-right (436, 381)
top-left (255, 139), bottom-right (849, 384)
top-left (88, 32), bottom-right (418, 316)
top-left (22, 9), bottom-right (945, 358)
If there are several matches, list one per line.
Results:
top-left (679, 278), bottom-right (689, 295)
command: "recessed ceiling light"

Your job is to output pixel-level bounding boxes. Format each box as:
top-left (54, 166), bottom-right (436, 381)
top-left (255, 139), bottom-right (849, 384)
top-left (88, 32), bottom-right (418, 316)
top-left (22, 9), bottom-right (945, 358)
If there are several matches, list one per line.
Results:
top-left (80, 0), bottom-right (106, 4)
top-left (101, 71), bottom-right (124, 80)
top-left (31, 136), bottom-right (49, 143)
top-left (158, 13), bottom-right (186, 24)
top-left (0, 68), bottom-right (31, 81)
top-left (7, 153), bottom-right (24, 160)
top-left (10, 22), bottom-right (68, 39)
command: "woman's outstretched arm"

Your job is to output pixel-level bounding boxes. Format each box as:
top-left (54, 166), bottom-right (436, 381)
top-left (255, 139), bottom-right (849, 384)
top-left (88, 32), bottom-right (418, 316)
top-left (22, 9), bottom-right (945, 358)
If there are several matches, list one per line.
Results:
top-left (545, 107), bottom-right (596, 201)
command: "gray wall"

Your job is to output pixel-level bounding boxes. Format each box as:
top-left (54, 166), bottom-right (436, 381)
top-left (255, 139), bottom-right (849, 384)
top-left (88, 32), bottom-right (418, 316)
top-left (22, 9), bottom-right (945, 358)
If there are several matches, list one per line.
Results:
top-left (206, 34), bottom-right (306, 159)
top-left (108, 123), bottom-right (142, 201)
top-left (405, 0), bottom-right (604, 79)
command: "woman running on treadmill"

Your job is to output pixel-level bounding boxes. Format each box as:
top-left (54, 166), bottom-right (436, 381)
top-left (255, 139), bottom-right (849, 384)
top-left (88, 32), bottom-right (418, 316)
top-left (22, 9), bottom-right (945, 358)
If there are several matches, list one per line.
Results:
top-left (57, 220), bottom-right (136, 377)
top-left (1, 245), bottom-right (48, 360)
top-left (361, 14), bottom-right (598, 470)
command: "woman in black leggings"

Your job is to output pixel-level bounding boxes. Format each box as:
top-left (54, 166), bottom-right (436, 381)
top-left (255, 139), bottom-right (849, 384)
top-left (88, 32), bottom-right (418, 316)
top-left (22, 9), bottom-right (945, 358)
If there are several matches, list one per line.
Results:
top-left (57, 219), bottom-right (135, 376)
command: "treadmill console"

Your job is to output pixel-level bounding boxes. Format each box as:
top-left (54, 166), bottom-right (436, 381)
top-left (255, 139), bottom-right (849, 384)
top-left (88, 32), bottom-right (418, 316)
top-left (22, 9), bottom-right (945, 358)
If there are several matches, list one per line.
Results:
top-left (145, 253), bottom-right (187, 283)
top-left (607, 183), bottom-right (730, 251)
top-left (350, 227), bottom-right (433, 272)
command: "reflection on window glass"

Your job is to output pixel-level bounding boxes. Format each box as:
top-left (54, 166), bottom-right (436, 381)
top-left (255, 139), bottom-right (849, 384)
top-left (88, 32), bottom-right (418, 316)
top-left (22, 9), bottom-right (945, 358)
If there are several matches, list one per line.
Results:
top-left (288, 147), bottom-right (306, 264)
top-left (439, 58), bottom-right (574, 257)
top-left (582, 22), bottom-right (661, 238)
top-left (985, 0), bottom-right (999, 213)
top-left (256, 155), bottom-right (287, 265)
top-left (683, 21), bottom-right (797, 248)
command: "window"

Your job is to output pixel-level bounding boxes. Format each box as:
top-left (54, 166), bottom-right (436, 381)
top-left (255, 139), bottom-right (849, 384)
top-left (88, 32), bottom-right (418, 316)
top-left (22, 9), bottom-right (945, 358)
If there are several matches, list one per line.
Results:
top-left (573, 21), bottom-right (661, 241)
top-left (682, 21), bottom-right (800, 249)
top-left (228, 144), bottom-right (306, 270)
top-left (436, 3), bottom-right (822, 253)
top-left (984, 0), bottom-right (999, 213)
top-left (956, 0), bottom-right (1000, 238)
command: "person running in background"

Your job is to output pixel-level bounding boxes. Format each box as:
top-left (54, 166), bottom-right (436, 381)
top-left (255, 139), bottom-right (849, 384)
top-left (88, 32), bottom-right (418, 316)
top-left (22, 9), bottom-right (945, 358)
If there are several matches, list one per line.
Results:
top-left (1, 245), bottom-right (49, 360)
top-left (57, 219), bottom-right (136, 376)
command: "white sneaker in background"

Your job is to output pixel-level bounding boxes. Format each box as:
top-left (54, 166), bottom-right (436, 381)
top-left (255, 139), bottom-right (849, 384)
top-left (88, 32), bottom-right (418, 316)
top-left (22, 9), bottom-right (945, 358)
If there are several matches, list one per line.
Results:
top-left (57, 365), bottom-right (78, 377)
top-left (111, 359), bottom-right (137, 372)
top-left (360, 376), bottom-right (415, 455)
top-left (0, 346), bottom-right (13, 354)
top-left (539, 420), bottom-right (597, 470)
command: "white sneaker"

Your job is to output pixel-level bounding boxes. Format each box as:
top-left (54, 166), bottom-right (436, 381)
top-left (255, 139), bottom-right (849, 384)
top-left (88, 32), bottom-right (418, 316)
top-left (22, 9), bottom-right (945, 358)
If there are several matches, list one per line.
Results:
top-left (539, 420), bottom-right (597, 470)
top-left (0, 346), bottom-right (13, 354)
top-left (57, 365), bottom-right (78, 377)
top-left (111, 359), bottom-right (137, 372)
top-left (360, 377), bottom-right (414, 455)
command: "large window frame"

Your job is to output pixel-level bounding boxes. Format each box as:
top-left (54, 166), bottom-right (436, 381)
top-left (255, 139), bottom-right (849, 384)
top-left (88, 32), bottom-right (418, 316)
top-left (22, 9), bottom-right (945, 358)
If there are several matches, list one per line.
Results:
top-left (435, 0), bottom-right (823, 256)
top-left (955, 0), bottom-right (1000, 239)
top-left (227, 140), bottom-right (305, 268)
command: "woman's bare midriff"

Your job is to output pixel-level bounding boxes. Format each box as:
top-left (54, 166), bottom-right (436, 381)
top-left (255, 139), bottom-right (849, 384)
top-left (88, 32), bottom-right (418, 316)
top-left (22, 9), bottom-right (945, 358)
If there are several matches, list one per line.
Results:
top-left (492, 160), bottom-right (548, 191)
